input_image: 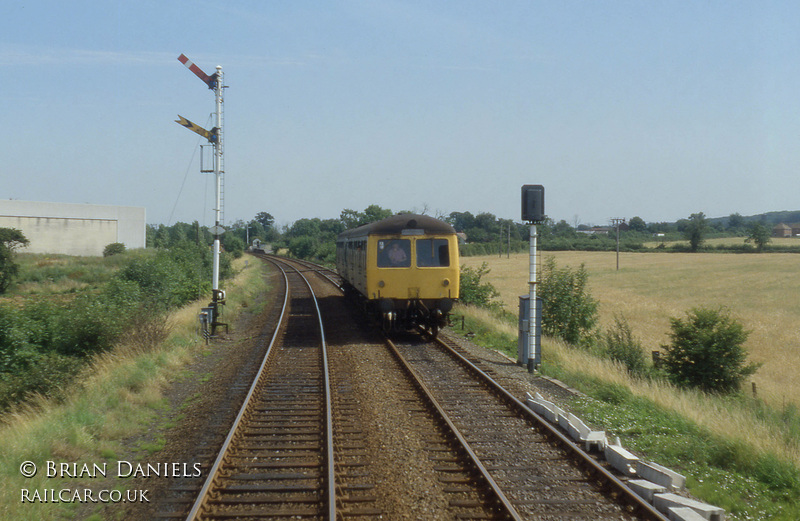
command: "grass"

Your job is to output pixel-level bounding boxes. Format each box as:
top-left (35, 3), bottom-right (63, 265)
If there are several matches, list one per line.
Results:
top-left (9, 250), bottom-right (152, 298)
top-left (645, 236), bottom-right (800, 249)
top-left (461, 250), bottom-right (800, 410)
top-left (0, 255), bottom-right (269, 520)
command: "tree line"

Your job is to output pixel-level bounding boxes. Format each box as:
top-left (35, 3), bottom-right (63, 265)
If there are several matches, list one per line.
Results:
top-left (195, 206), bottom-right (793, 264)
top-left (0, 206), bottom-right (792, 296)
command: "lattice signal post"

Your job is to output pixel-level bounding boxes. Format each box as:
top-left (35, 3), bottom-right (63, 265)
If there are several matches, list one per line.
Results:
top-left (175, 54), bottom-right (227, 335)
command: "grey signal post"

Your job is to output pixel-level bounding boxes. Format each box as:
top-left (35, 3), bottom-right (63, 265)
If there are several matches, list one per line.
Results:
top-left (521, 185), bottom-right (544, 372)
top-left (176, 54), bottom-right (226, 335)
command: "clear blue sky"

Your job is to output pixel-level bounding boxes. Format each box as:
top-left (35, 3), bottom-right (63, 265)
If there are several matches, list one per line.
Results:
top-left (3, 1), bottom-right (799, 229)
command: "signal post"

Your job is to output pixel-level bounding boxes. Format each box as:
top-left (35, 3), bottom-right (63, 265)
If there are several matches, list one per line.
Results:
top-left (175, 54), bottom-right (227, 337)
top-left (521, 185), bottom-right (544, 372)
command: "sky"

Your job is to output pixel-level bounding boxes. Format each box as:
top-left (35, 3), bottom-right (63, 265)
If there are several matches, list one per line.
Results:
top-left (3, 1), bottom-right (800, 230)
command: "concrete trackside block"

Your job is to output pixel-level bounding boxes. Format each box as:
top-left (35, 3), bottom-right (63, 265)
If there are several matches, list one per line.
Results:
top-left (567, 412), bottom-right (607, 452)
top-left (667, 507), bottom-right (708, 521)
top-left (525, 392), bottom-right (541, 412)
top-left (628, 479), bottom-right (666, 503)
top-left (604, 442), bottom-right (639, 476)
top-left (557, 408), bottom-right (572, 431)
top-left (564, 414), bottom-right (583, 441)
top-left (525, 392), bottom-right (547, 417)
top-left (637, 460), bottom-right (686, 491)
top-left (550, 403), bottom-right (565, 424)
top-left (527, 392), bottom-right (560, 423)
top-left (654, 493), bottom-right (725, 521)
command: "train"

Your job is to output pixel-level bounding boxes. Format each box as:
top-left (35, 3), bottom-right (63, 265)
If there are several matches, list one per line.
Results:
top-left (336, 214), bottom-right (460, 336)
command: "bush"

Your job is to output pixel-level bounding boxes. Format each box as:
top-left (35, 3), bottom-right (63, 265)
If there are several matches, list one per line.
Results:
top-left (0, 228), bottom-right (29, 293)
top-left (118, 243), bottom-right (211, 309)
top-left (662, 307), bottom-right (760, 394)
top-left (103, 242), bottom-right (126, 257)
top-left (222, 234), bottom-right (245, 258)
top-left (539, 257), bottom-right (598, 346)
top-left (602, 315), bottom-right (649, 376)
top-left (0, 352), bottom-right (84, 410)
top-left (288, 236), bottom-right (319, 260)
top-left (459, 263), bottom-right (500, 308)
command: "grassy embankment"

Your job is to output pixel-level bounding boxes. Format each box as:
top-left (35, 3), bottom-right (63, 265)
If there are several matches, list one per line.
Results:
top-left (0, 255), bottom-right (270, 521)
top-left (457, 248), bottom-right (800, 520)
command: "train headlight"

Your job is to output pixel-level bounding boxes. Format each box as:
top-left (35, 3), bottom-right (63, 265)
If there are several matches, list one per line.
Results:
top-left (442, 278), bottom-right (450, 287)
top-left (378, 280), bottom-right (385, 288)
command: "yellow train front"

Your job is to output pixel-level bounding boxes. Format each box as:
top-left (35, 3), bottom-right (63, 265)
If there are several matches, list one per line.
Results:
top-left (336, 214), bottom-right (459, 336)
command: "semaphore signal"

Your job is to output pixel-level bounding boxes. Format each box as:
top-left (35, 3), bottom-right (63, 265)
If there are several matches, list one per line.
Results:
top-left (178, 53), bottom-right (217, 89)
top-left (175, 53), bottom-right (227, 338)
top-left (174, 115), bottom-right (217, 142)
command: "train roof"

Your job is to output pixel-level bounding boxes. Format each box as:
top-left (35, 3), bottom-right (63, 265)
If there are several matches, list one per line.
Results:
top-left (337, 214), bottom-right (456, 240)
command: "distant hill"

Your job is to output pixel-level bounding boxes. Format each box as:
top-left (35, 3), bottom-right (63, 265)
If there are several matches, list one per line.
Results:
top-left (707, 210), bottom-right (800, 228)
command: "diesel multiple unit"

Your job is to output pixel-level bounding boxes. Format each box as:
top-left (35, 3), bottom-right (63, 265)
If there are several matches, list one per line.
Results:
top-left (336, 214), bottom-right (459, 335)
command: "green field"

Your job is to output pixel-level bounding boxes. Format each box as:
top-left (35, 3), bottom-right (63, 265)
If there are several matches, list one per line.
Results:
top-left (462, 250), bottom-right (800, 409)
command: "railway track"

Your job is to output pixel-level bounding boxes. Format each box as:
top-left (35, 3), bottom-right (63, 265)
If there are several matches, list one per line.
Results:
top-left (181, 254), bottom-right (668, 520)
top-left (391, 334), bottom-right (669, 520)
top-left (185, 257), bottom-right (335, 520)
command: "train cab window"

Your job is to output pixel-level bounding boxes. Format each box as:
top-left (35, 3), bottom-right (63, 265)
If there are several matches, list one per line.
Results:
top-left (378, 239), bottom-right (410, 267)
top-left (416, 239), bottom-right (450, 267)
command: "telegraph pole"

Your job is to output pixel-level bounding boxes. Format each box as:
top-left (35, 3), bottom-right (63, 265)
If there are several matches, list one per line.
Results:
top-left (611, 218), bottom-right (625, 271)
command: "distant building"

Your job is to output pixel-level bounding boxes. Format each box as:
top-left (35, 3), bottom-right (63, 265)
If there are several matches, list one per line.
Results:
top-left (0, 200), bottom-right (146, 256)
top-left (772, 223), bottom-right (800, 238)
top-left (578, 223), bottom-right (630, 235)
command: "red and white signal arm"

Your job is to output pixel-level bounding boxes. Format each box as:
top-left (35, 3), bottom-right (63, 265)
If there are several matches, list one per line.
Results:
top-left (178, 54), bottom-right (217, 89)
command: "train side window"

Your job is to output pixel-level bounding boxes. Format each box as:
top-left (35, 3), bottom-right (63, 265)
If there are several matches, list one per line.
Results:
top-left (378, 239), bottom-right (410, 267)
top-left (416, 239), bottom-right (450, 267)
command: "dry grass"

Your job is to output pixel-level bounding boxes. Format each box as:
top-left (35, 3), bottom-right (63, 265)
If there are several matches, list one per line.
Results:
top-left (542, 338), bottom-right (800, 469)
top-left (645, 236), bottom-right (800, 248)
top-left (462, 251), bottom-right (800, 409)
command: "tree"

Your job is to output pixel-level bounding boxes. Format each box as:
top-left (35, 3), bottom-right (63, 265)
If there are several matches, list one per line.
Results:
top-left (683, 212), bottom-right (708, 252)
top-left (319, 218), bottom-right (345, 236)
top-left (552, 220), bottom-right (576, 238)
top-left (285, 218), bottom-right (321, 239)
top-left (745, 222), bottom-right (771, 252)
top-left (539, 257), bottom-right (598, 346)
top-left (727, 212), bottom-right (745, 233)
top-left (447, 211), bottom-right (476, 232)
top-left (0, 228), bottom-right (29, 294)
top-left (222, 234), bottom-right (245, 258)
top-left (662, 307), bottom-right (759, 394)
top-left (340, 205), bottom-right (393, 230)
top-left (362, 205), bottom-right (392, 224)
top-left (628, 216), bottom-right (647, 233)
top-left (459, 263), bottom-right (500, 308)
top-left (254, 212), bottom-right (275, 230)
top-left (339, 209), bottom-right (363, 230)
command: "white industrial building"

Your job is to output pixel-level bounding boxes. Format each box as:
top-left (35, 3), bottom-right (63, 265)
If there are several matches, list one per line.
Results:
top-left (0, 200), bottom-right (146, 256)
